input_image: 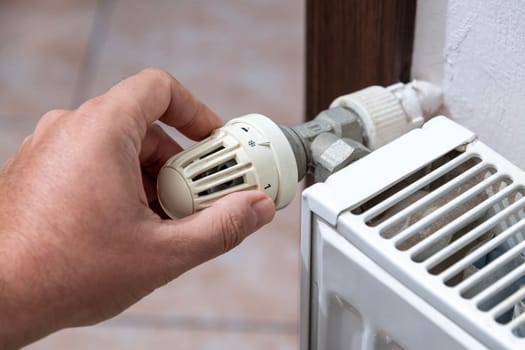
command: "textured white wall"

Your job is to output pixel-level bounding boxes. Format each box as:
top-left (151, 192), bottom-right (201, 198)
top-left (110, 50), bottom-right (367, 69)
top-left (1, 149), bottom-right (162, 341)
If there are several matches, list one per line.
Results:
top-left (412, 0), bottom-right (525, 169)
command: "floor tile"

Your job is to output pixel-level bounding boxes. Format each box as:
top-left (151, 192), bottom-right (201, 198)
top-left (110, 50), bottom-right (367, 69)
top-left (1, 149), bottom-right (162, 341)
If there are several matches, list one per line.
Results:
top-left (25, 324), bottom-right (298, 350)
top-left (86, 0), bottom-right (304, 125)
top-left (123, 196), bottom-right (302, 322)
top-left (0, 0), bottom-right (97, 117)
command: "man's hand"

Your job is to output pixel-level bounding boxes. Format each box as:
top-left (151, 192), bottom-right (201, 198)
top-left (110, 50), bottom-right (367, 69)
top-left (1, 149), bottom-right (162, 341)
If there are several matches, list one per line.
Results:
top-left (0, 68), bottom-right (275, 349)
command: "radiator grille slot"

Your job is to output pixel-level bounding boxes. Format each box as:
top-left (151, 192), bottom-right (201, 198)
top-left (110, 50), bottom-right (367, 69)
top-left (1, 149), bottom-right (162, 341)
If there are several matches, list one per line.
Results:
top-left (404, 177), bottom-right (514, 259)
top-left (429, 190), bottom-right (525, 280)
top-left (390, 168), bottom-right (498, 246)
top-left (351, 149), bottom-right (463, 216)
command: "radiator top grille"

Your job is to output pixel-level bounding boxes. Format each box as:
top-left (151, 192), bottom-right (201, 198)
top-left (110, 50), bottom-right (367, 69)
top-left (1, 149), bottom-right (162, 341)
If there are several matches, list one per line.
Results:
top-left (349, 146), bottom-right (525, 340)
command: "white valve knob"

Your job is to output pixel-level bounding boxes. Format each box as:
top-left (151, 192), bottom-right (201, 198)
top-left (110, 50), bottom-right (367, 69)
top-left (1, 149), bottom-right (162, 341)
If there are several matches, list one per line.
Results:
top-left (157, 114), bottom-right (298, 219)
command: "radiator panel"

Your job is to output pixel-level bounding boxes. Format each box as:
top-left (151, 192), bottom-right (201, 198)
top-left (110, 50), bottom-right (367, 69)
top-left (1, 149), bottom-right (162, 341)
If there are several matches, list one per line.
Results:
top-left (301, 117), bottom-right (525, 349)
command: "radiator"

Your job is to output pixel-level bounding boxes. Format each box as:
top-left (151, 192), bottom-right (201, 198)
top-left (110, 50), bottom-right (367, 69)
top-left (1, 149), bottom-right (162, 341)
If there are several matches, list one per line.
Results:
top-left (300, 116), bottom-right (525, 350)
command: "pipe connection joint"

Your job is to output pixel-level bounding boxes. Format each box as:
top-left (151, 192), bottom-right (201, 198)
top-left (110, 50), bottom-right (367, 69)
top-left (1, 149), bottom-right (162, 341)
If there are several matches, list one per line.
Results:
top-left (157, 80), bottom-right (443, 218)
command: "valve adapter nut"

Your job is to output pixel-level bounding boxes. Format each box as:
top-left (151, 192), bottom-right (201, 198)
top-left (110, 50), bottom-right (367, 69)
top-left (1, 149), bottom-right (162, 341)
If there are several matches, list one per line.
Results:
top-left (311, 132), bottom-right (369, 182)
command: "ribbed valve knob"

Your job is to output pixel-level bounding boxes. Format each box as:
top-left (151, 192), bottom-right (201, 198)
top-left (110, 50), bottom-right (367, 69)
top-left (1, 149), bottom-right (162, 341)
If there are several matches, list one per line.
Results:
top-left (157, 114), bottom-right (298, 219)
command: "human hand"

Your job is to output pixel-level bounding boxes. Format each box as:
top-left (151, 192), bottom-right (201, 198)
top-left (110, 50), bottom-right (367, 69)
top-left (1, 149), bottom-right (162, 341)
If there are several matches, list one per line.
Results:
top-left (0, 68), bottom-right (275, 349)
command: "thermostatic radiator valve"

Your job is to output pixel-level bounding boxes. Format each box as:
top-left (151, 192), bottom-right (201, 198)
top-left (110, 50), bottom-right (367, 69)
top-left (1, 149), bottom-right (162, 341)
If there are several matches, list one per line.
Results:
top-left (157, 80), bottom-right (442, 219)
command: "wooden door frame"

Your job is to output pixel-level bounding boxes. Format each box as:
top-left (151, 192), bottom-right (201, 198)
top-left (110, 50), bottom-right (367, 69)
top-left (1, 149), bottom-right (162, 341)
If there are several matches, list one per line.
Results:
top-left (303, 2), bottom-right (418, 347)
top-left (305, 0), bottom-right (418, 120)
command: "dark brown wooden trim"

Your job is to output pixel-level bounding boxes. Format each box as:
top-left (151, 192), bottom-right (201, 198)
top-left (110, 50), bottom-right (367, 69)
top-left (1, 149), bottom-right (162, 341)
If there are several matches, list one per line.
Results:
top-left (305, 0), bottom-right (417, 120)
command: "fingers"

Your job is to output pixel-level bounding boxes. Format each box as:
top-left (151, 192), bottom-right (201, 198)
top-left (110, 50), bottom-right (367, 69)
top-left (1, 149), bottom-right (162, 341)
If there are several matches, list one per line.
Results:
top-left (141, 171), bottom-right (170, 218)
top-left (141, 170), bottom-right (157, 204)
top-left (157, 76), bottom-right (222, 140)
top-left (139, 124), bottom-right (182, 176)
top-left (155, 191), bottom-right (275, 272)
top-left (76, 68), bottom-right (222, 152)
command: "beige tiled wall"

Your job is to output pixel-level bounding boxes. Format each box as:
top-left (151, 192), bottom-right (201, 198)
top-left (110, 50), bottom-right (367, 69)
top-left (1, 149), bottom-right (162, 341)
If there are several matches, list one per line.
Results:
top-left (0, 1), bottom-right (304, 349)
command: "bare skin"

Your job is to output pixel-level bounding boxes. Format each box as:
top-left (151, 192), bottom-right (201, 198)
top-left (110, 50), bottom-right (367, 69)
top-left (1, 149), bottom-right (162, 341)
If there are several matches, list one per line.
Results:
top-left (0, 68), bottom-right (275, 349)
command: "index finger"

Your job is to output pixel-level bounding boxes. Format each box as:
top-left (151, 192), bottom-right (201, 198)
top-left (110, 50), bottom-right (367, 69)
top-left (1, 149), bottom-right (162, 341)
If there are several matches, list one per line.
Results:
top-left (79, 68), bottom-right (222, 142)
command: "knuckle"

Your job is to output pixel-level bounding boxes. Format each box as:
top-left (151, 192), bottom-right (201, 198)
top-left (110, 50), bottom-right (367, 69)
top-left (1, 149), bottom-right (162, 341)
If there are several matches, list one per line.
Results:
top-left (35, 109), bottom-right (68, 134)
top-left (39, 109), bottom-right (66, 124)
top-left (219, 211), bottom-right (248, 252)
top-left (141, 67), bottom-right (172, 85)
top-left (140, 68), bottom-right (174, 108)
top-left (41, 109), bottom-right (66, 120)
top-left (77, 95), bottom-right (107, 116)
top-left (141, 66), bottom-right (164, 75)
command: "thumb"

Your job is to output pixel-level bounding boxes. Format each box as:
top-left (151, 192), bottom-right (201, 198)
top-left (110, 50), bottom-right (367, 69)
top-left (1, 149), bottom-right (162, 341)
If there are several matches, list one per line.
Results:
top-left (157, 190), bottom-right (275, 271)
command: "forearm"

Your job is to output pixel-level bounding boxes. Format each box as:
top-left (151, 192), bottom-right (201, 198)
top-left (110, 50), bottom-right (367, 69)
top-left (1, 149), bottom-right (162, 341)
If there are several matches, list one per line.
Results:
top-left (0, 300), bottom-right (47, 350)
top-left (0, 235), bottom-right (62, 349)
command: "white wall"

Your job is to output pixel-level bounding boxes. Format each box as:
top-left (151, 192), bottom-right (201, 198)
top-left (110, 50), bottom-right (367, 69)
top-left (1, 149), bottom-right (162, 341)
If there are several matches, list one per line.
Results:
top-left (412, 0), bottom-right (525, 169)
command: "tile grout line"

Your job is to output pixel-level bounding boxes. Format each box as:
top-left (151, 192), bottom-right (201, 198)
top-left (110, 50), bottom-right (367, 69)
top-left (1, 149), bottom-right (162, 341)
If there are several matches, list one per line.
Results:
top-left (70, 0), bottom-right (116, 109)
top-left (100, 314), bottom-right (298, 335)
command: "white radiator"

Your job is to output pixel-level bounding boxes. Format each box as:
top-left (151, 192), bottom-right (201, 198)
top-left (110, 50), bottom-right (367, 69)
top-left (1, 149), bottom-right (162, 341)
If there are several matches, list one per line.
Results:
top-left (300, 116), bottom-right (525, 350)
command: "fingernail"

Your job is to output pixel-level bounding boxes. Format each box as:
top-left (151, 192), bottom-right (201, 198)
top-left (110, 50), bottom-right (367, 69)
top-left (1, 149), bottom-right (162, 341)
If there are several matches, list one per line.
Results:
top-left (251, 197), bottom-right (275, 228)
